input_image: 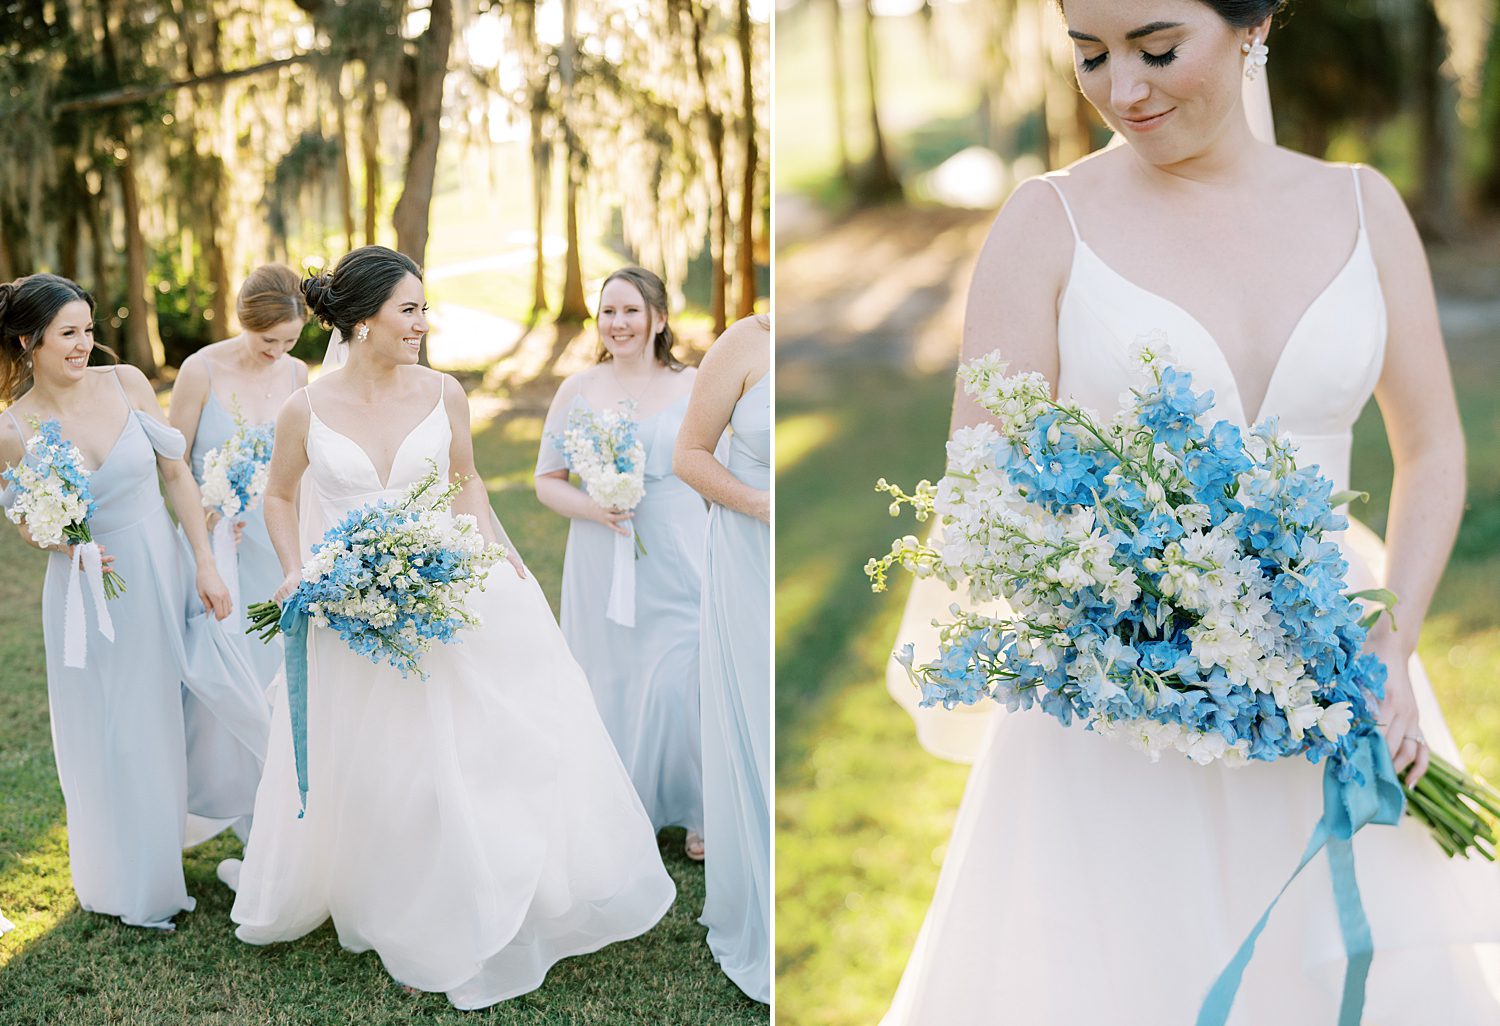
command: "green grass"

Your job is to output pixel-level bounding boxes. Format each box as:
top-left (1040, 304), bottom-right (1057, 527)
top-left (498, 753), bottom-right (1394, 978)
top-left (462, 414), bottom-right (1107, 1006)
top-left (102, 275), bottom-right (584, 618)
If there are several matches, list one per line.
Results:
top-left (0, 397), bottom-right (766, 1026)
top-left (774, 349), bottom-right (1500, 1026)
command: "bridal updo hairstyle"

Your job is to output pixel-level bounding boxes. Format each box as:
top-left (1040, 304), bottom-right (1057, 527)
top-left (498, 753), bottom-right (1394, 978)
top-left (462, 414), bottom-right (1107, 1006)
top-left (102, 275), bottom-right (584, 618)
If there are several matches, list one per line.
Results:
top-left (301, 246), bottom-right (423, 341)
top-left (1057, 0), bottom-right (1286, 26)
top-left (596, 266), bottom-right (685, 371)
top-left (239, 263), bottom-right (308, 333)
top-left (0, 274), bottom-right (108, 402)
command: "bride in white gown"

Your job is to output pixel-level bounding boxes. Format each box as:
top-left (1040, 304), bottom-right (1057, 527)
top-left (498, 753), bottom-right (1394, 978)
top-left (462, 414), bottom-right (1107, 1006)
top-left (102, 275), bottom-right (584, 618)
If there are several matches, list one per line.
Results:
top-left (882, 2), bottom-right (1500, 1023)
top-left (227, 246), bottom-right (675, 1008)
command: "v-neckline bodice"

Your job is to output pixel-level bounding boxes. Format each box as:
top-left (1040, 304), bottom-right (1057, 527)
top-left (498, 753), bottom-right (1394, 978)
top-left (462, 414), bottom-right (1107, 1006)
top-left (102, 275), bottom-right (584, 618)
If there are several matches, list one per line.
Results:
top-left (1071, 230), bottom-right (1371, 425)
top-left (309, 392), bottom-right (446, 491)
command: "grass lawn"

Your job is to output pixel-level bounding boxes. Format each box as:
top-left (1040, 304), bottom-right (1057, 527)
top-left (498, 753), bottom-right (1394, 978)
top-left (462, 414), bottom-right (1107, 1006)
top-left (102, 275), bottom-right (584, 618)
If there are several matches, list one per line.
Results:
top-left (774, 330), bottom-right (1500, 1025)
top-left (0, 391), bottom-right (766, 1026)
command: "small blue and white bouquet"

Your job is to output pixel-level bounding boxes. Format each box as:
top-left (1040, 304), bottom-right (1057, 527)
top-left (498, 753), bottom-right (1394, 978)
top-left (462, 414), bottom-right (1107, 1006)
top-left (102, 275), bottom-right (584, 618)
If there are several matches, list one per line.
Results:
top-left (868, 338), bottom-right (1500, 861)
top-left (4, 417), bottom-right (126, 597)
top-left (200, 415), bottom-right (274, 521)
top-left (3, 417), bottom-right (122, 667)
top-left (246, 461), bottom-right (505, 679)
top-left (553, 402), bottom-right (648, 627)
top-left (554, 404), bottom-right (647, 551)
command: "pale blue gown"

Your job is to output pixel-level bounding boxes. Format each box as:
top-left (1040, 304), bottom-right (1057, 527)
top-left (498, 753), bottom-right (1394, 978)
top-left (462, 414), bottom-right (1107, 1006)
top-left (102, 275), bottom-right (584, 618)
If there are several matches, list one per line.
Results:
top-left (2, 369), bottom-right (266, 929)
top-left (188, 359), bottom-right (289, 688)
top-left (536, 392), bottom-right (706, 834)
top-left (697, 373), bottom-right (770, 1002)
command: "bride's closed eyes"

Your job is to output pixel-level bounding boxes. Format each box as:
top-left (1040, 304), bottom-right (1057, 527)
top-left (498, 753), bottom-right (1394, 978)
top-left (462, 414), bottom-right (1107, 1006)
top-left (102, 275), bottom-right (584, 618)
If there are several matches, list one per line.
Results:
top-left (1078, 46), bottom-right (1180, 73)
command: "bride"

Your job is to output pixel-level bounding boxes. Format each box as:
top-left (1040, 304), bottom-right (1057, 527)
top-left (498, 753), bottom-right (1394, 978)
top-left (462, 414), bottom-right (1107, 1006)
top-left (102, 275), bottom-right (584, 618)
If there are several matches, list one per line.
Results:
top-left (226, 245), bottom-right (675, 1008)
top-left (882, 2), bottom-right (1500, 1023)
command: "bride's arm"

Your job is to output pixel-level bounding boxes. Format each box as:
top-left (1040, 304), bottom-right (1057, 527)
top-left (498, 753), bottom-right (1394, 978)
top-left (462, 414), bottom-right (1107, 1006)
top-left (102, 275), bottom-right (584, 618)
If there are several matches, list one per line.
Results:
top-left (266, 390), bottom-right (312, 601)
top-left (443, 374), bottom-right (526, 578)
top-left (1361, 165), bottom-right (1465, 787)
top-left (951, 177), bottom-right (1073, 434)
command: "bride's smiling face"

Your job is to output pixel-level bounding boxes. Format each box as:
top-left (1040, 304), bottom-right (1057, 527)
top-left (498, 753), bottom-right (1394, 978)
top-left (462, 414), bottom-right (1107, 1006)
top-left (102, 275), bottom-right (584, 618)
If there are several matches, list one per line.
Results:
top-left (358, 273), bottom-right (429, 365)
top-left (1062, 0), bottom-right (1264, 164)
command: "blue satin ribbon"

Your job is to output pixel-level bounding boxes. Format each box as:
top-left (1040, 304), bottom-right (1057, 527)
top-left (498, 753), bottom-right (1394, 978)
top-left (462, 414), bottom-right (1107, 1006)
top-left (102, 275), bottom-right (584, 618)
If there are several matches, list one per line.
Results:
top-left (279, 605), bottom-right (310, 818)
top-left (1197, 733), bottom-right (1405, 1026)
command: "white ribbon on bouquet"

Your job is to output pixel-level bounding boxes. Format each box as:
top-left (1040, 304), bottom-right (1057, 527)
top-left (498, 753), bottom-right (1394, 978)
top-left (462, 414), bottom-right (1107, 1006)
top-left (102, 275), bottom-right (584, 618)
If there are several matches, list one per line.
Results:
top-left (211, 515), bottom-right (243, 632)
top-left (606, 524), bottom-right (637, 628)
top-left (63, 540), bottom-right (114, 669)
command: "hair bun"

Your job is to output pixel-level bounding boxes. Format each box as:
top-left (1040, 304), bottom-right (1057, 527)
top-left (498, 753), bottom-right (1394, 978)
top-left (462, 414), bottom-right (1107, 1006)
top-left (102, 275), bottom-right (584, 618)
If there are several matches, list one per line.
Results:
top-left (301, 274), bottom-right (334, 325)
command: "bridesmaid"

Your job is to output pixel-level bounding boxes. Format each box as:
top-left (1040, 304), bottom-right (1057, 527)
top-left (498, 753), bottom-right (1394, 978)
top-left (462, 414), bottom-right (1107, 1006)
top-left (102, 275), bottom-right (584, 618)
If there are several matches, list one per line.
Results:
top-left (673, 315), bottom-right (771, 1002)
top-left (0, 273), bottom-right (239, 930)
top-left (535, 267), bottom-right (707, 856)
top-left (170, 263), bottom-right (308, 681)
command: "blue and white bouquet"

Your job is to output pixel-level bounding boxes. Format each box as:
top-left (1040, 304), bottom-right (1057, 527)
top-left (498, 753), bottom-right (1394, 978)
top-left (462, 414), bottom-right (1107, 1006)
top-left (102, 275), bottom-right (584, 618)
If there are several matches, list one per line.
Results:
top-left (246, 462), bottom-right (505, 680)
top-left (555, 404), bottom-right (647, 550)
top-left (200, 416), bottom-right (274, 520)
top-left (4, 417), bottom-right (125, 597)
top-left (868, 338), bottom-right (1499, 859)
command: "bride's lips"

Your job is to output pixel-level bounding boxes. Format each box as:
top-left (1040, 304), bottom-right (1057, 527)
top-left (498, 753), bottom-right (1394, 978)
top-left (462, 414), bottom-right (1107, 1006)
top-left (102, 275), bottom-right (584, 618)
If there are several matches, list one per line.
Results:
top-left (1120, 108), bottom-right (1176, 132)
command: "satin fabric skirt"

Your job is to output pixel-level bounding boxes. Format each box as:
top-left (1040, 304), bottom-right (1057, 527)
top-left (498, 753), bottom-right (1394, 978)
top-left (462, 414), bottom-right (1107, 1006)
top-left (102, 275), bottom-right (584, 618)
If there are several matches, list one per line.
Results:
top-left (231, 564), bottom-right (676, 1008)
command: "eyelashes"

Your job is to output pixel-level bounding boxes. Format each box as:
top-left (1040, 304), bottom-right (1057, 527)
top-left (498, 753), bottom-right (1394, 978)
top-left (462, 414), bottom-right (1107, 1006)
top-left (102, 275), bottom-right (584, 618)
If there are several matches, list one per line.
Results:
top-left (1079, 46), bottom-right (1180, 73)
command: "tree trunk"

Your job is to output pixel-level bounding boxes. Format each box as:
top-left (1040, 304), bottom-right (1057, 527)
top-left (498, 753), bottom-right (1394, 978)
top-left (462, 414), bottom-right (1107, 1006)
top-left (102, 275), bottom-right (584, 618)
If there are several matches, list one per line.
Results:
top-left (83, 169), bottom-right (117, 354)
top-left (391, 0), bottom-right (455, 269)
top-left (829, 0), bottom-right (852, 182)
top-left (736, 0), bottom-right (758, 318)
top-left (556, 0), bottom-right (589, 324)
top-left (1478, 0), bottom-right (1500, 206)
top-left (1415, 0), bottom-right (1460, 238)
top-left (857, 0), bottom-right (902, 202)
top-left (519, 0), bottom-right (548, 316)
top-left (335, 83), bottom-right (357, 253)
top-left (119, 136), bottom-right (163, 377)
top-left (691, 0), bottom-right (728, 334)
top-left (362, 66), bottom-right (381, 247)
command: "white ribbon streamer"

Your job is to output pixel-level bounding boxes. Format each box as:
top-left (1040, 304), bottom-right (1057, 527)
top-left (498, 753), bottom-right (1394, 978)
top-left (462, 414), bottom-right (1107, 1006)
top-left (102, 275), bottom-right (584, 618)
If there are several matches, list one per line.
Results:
top-left (606, 524), bottom-right (637, 628)
top-left (211, 517), bottom-right (242, 631)
top-left (63, 541), bottom-right (115, 669)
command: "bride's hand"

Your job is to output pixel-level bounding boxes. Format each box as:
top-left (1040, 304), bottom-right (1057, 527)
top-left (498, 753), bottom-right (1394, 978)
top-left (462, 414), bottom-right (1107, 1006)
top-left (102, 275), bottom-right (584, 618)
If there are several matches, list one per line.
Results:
top-left (272, 570), bottom-right (301, 604)
top-left (591, 503), bottom-right (633, 537)
top-left (1372, 637), bottom-right (1429, 787)
top-left (504, 547), bottom-right (527, 580)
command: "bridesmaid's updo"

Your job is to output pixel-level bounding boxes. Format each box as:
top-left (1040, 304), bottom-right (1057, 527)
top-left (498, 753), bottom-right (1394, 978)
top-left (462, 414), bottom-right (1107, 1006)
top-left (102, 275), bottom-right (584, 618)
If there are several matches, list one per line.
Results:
top-left (301, 246), bottom-right (422, 340)
top-left (238, 263), bottom-right (308, 333)
top-left (1057, 0), bottom-right (1286, 27)
top-left (596, 266), bottom-right (685, 371)
top-left (0, 274), bottom-right (102, 402)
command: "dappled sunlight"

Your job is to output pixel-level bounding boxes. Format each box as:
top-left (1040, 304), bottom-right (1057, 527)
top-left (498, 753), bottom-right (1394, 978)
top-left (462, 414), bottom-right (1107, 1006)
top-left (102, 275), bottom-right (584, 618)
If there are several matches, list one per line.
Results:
top-left (774, 413), bottom-right (838, 474)
top-left (0, 822), bottom-right (74, 968)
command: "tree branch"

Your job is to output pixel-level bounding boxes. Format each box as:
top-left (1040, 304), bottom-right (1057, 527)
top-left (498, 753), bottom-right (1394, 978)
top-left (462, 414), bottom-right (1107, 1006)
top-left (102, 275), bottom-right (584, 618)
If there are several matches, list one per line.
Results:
top-left (53, 53), bottom-right (325, 115)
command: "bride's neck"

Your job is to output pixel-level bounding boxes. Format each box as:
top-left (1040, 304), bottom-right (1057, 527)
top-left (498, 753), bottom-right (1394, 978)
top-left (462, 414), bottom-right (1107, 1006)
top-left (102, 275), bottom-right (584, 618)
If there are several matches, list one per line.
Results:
top-left (340, 349), bottom-right (404, 399)
top-left (1131, 114), bottom-right (1270, 192)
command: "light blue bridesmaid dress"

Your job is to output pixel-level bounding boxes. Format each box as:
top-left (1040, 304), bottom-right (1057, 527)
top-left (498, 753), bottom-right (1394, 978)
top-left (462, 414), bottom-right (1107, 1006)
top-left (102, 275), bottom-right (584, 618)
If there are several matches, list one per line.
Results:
top-left (188, 359), bottom-right (289, 687)
top-left (697, 372), bottom-right (770, 1002)
top-left (536, 392), bottom-right (706, 834)
top-left (2, 369), bottom-right (266, 929)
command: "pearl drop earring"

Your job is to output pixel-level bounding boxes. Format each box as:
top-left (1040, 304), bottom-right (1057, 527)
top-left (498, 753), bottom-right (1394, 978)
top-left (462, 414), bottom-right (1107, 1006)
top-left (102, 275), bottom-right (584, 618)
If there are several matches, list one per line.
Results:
top-left (1242, 36), bottom-right (1269, 80)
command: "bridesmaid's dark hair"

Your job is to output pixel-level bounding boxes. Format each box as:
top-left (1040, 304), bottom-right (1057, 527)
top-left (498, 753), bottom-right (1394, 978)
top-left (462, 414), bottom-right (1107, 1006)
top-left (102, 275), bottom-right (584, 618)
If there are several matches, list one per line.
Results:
top-left (239, 263), bottom-right (308, 333)
top-left (301, 246), bottom-right (422, 340)
top-left (1057, 0), bottom-right (1286, 27)
top-left (596, 266), bottom-right (685, 371)
top-left (0, 274), bottom-right (114, 403)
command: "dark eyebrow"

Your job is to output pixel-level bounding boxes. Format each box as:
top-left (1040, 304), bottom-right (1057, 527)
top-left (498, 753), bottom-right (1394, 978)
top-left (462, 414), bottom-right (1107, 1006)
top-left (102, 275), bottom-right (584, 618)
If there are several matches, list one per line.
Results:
top-left (1068, 21), bottom-right (1183, 43)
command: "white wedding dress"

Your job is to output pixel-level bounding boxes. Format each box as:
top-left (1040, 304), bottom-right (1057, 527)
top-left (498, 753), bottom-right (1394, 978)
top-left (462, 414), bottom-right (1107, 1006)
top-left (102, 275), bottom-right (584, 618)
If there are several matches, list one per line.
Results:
top-left (230, 377), bottom-right (675, 1008)
top-left (882, 167), bottom-right (1500, 1025)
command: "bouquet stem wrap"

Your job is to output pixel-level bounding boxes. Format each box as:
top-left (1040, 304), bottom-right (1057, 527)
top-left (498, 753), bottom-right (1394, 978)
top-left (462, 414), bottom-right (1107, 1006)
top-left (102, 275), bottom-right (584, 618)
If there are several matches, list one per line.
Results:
top-left (63, 541), bottom-right (115, 669)
top-left (607, 524), bottom-right (637, 628)
top-left (1197, 732), bottom-right (1405, 1024)
top-left (210, 517), bottom-right (243, 633)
